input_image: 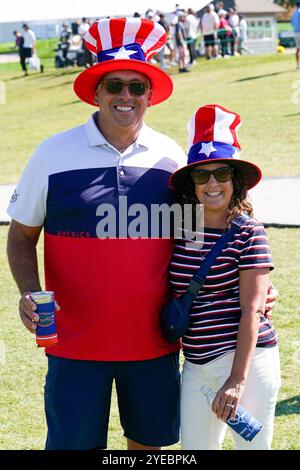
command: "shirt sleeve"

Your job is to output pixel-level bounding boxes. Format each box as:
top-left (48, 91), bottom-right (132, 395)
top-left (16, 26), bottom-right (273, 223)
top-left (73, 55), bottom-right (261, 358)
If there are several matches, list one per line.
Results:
top-left (29, 30), bottom-right (36, 43)
top-left (7, 145), bottom-right (48, 227)
top-left (238, 223), bottom-right (274, 271)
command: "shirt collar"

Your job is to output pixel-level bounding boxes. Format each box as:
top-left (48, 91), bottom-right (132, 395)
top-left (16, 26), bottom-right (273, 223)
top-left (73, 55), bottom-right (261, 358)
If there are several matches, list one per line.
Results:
top-left (84, 112), bottom-right (107, 147)
top-left (134, 123), bottom-right (152, 149)
top-left (85, 112), bottom-right (151, 149)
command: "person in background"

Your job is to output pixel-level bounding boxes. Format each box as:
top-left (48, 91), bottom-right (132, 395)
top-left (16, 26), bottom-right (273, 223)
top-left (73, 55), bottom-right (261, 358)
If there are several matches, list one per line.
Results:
top-left (60, 22), bottom-right (72, 42)
top-left (175, 10), bottom-right (189, 73)
top-left (21, 23), bottom-right (36, 76)
top-left (228, 8), bottom-right (240, 56)
top-left (215, 1), bottom-right (224, 12)
top-left (78, 17), bottom-right (94, 68)
top-left (12, 30), bottom-right (25, 73)
top-left (238, 15), bottom-right (249, 55)
top-left (217, 10), bottom-right (231, 57)
top-left (170, 104), bottom-right (281, 450)
top-left (59, 23), bottom-right (72, 67)
top-left (185, 8), bottom-right (199, 66)
top-left (71, 19), bottom-right (80, 35)
top-left (291, 1), bottom-right (300, 70)
top-left (200, 3), bottom-right (220, 60)
top-left (158, 13), bottom-right (171, 70)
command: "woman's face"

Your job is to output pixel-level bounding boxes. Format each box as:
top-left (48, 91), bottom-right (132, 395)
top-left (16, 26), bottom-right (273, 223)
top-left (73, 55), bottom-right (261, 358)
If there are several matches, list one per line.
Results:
top-left (192, 163), bottom-right (234, 213)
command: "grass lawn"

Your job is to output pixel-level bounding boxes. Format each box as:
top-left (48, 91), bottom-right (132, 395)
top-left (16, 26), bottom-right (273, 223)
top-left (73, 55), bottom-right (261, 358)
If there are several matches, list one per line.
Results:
top-left (0, 51), bottom-right (299, 450)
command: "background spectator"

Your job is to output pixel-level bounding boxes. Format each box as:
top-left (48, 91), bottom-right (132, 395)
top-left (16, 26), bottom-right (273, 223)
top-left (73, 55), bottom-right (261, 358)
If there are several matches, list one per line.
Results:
top-left (158, 13), bottom-right (171, 70)
top-left (175, 10), bottom-right (189, 72)
top-left (78, 17), bottom-right (94, 68)
top-left (21, 23), bottom-right (36, 76)
top-left (228, 8), bottom-right (240, 56)
top-left (238, 14), bottom-right (249, 55)
top-left (217, 10), bottom-right (231, 57)
top-left (12, 30), bottom-right (25, 73)
top-left (200, 3), bottom-right (220, 60)
top-left (185, 8), bottom-right (199, 65)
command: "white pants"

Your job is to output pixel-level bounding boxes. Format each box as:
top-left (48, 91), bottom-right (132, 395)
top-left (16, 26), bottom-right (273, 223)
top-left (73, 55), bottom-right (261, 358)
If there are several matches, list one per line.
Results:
top-left (181, 347), bottom-right (281, 450)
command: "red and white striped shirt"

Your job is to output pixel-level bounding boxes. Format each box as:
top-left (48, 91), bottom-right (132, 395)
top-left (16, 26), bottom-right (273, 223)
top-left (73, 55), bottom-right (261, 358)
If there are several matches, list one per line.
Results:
top-left (169, 218), bottom-right (277, 364)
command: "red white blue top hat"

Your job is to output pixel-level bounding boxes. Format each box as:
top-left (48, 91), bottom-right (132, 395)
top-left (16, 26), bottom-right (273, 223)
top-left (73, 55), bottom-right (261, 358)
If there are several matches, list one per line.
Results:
top-left (170, 104), bottom-right (262, 193)
top-left (74, 18), bottom-right (173, 106)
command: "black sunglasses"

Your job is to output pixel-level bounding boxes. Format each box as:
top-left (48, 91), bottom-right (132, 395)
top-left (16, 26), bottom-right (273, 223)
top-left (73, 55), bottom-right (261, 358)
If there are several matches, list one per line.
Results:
top-left (191, 167), bottom-right (234, 185)
top-left (99, 79), bottom-right (149, 96)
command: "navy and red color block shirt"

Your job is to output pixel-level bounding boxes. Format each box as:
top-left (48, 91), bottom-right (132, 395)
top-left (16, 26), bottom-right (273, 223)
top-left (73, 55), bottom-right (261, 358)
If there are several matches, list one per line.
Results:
top-left (8, 114), bottom-right (187, 361)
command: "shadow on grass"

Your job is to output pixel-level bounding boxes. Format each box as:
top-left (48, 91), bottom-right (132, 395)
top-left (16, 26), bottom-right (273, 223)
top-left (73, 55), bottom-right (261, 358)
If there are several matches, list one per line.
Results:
top-left (42, 80), bottom-right (74, 90)
top-left (5, 68), bottom-right (82, 82)
top-left (59, 100), bottom-right (81, 106)
top-left (284, 112), bottom-right (300, 117)
top-left (232, 70), bottom-right (292, 82)
top-left (275, 395), bottom-right (300, 416)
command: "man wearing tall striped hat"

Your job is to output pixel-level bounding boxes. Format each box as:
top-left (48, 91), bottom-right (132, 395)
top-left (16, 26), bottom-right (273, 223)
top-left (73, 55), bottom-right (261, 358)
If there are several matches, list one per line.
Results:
top-left (7, 17), bottom-right (187, 450)
top-left (7, 17), bottom-right (278, 451)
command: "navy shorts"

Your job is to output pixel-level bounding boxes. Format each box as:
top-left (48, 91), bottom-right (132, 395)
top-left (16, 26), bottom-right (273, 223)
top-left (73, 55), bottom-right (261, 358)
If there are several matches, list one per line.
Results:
top-left (44, 352), bottom-right (180, 450)
top-left (204, 34), bottom-right (216, 47)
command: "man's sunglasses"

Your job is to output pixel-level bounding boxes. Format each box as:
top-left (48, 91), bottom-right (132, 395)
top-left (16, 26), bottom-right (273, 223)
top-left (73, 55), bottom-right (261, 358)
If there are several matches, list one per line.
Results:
top-left (190, 167), bottom-right (234, 185)
top-left (99, 79), bottom-right (149, 96)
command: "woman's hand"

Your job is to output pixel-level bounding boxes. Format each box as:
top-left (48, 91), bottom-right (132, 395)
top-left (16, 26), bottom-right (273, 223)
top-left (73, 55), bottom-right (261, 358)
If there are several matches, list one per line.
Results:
top-left (212, 376), bottom-right (245, 421)
top-left (264, 282), bottom-right (279, 319)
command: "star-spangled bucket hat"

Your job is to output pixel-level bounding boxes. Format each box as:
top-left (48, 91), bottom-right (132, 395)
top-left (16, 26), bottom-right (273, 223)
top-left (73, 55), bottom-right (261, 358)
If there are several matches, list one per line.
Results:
top-left (73, 17), bottom-right (173, 106)
top-left (170, 104), bottom-right (262, 193)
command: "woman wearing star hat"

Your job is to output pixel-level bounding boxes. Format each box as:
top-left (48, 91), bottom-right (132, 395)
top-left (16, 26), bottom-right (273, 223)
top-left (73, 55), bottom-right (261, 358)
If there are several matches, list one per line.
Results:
top-left (169, 104), bottom-right (281, 450)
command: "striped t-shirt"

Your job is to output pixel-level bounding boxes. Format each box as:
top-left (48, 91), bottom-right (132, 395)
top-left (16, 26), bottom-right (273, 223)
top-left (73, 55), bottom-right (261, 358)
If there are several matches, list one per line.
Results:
top-left (169, 218), bottom-right (278, 364)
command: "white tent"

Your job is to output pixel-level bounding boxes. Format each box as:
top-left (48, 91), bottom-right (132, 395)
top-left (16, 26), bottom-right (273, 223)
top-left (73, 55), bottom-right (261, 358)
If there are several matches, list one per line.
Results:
top-left (0, 0), bottom-right (211, 23)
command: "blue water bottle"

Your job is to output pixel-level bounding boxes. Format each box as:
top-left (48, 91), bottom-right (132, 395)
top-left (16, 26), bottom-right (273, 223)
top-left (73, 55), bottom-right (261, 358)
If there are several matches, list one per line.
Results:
top-left (200, 385), bottom-right (262, 442)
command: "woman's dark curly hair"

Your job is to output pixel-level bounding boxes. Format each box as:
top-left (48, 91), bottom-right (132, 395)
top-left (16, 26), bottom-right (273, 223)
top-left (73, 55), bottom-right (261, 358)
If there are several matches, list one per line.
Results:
top-left (180, 166), bottom-right (254, 227)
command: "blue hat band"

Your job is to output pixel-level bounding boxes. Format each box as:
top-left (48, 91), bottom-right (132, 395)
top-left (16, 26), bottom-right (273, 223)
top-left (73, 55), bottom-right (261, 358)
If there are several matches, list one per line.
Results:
top-left (97, 43), bottom-right (146, 63)
top-left (188, 141), bottom-right (240, 165)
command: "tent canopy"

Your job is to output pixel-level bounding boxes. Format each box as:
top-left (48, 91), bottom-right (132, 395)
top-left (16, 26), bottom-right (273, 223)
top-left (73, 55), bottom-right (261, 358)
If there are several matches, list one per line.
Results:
top-left (0, 0), bottom-right (211, 23)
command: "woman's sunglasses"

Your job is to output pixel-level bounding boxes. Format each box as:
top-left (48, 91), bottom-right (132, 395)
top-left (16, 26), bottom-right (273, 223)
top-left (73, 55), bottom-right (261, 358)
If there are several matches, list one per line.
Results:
top-left (99, 79), bottom-right (149, 96)
top-left (190, 167), bottom-right (234, 185)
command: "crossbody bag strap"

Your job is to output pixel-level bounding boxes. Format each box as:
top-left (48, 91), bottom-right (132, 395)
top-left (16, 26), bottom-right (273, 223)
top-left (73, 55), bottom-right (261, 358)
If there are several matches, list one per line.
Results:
top-left (182, 214), bottom-right (249, 308)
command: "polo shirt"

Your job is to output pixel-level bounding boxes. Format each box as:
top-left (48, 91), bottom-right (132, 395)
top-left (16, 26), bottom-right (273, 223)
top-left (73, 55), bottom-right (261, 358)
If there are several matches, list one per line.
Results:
top-left (8, 113), bottom-right (187, 361)
top-left (23, 29), bottom-right (36, 48)
top-left (201, 12), bottom-right (219, 36)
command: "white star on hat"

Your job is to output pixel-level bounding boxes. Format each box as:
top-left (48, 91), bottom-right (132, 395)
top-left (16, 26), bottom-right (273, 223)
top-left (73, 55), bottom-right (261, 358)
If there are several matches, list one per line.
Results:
top-left (232, 148), bottom-right (241, 159)
top-left (198, 142), bottom-right (217, 158)
top-left (107, 46), bottom-right (137, 60)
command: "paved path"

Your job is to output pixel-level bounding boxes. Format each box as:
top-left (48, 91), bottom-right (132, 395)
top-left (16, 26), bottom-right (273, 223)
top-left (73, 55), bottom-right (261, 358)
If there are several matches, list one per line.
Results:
top-left (249, 177), bottom-right (300, 227)
top-left (1, 178), bottom-right (300, 227)
top-left (0, 53), bottom-right (19, 63)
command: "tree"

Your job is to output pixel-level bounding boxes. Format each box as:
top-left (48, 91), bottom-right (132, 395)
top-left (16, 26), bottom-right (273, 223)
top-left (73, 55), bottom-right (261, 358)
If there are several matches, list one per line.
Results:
top-left (274, 0), bottom-right (297, 8)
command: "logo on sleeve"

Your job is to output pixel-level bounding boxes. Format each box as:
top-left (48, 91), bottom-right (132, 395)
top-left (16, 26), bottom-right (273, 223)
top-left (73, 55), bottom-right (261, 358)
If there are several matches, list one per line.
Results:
top-left (10, 189), bottom-right (19, 203)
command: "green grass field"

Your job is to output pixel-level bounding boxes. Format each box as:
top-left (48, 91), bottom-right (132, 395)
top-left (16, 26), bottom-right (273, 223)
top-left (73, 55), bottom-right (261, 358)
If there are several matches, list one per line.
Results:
top-left (0, 50), bottom-right (299, 450)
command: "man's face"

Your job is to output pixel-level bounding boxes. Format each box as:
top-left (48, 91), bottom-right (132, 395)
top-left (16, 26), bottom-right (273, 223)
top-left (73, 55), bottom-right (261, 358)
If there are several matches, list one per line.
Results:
top-left (94, 70), bottom-right (153, 131)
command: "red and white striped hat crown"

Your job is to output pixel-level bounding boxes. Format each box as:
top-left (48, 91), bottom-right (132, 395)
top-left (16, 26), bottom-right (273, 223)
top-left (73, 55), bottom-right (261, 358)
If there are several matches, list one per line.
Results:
top-left (187, 104), bottom-right (241, 152)
top-left (171, 104), bottom-right (262, 193)
top-left (73, 18), bottom-right (173, 107)
top-left (84, 17), bottom-right (167, 62)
